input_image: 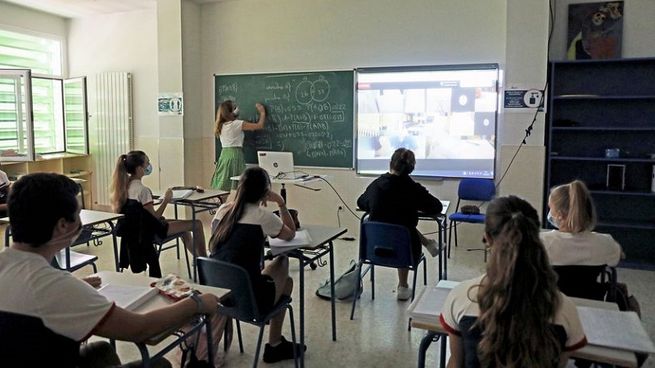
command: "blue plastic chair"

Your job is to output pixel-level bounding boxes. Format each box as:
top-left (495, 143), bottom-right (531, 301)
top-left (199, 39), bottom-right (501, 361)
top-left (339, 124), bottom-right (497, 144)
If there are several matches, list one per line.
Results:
top-left (350, 219), bottom-right (427, 320)
top-left (447, 179), bottom-right (495, 260)
top-left (197, 257), bottom-right (299, 368)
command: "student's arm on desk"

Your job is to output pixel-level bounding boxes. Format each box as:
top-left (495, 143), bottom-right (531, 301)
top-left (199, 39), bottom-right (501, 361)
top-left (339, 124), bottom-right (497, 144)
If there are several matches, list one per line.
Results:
top-left (145, 188), bottom-right (172, 218)
top-left (94, 293), bottom-right (218, 343)
top-left (414, 181), bottom-right (443, 215)
top-left (266, 191), bottom-right (296, 241)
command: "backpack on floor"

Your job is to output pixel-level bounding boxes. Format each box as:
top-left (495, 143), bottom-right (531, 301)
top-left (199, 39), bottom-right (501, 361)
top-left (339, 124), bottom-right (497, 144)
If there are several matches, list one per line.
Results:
top-left (316, 260), bottom-right (362, 301)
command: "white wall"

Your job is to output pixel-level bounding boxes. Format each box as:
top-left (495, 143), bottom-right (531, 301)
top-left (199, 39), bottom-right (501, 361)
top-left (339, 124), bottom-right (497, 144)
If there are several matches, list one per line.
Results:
top-left (549, 0), bottom-right (655, 60)
top-left (67, 9), bottom-right (160, 195)
top-left (0, 1), bottom-right (67, 73)
top-left (197, 0), bottom-right (509, 239)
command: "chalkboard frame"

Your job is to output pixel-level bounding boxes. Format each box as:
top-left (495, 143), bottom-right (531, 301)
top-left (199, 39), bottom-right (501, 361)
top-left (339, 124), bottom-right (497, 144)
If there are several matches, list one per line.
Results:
top-left (213, 69), bottom-right (356, 169)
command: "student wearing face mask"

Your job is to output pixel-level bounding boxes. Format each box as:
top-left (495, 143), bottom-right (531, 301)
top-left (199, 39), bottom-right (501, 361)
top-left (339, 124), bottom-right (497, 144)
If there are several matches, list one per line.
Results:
top-left (211, 100), bottom-right (267, 191)
top-left (0, 173), bottom-right (220, 367)
top-left (110, 151), bottom-right (207, 276)
top-left (541, 180), bottom-right (622, 267)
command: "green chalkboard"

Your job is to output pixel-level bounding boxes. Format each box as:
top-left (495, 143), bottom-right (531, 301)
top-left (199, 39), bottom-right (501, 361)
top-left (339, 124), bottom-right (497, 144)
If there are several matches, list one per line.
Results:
top-left (214, 71), bottom-right (354, 168)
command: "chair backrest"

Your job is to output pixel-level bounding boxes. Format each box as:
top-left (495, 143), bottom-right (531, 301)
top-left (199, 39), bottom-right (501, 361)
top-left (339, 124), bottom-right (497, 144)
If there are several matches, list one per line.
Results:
top-left (553, 264), bottom-right (609, 300)
top-left (0, 311), bottom-right (80, 366)
top-left (360, 220), bottom-right (416, 268)
top-left (458, 178), bottom-right (496, 201)
top-left (197, 257), bottom-right (262, 322)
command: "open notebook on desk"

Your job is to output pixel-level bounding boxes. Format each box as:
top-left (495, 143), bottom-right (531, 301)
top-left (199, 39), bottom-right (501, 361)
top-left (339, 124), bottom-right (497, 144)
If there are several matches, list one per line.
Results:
top-left (98, 283), bottom-right (158, 311)
top-left (578, 306), bottom-right (655, 354)
top-left (171, 189), bottom-right (194, 200)
top-left (407, 280), bottom-right (458, 321)
top-left (268, 229), bottom-right (312, 248)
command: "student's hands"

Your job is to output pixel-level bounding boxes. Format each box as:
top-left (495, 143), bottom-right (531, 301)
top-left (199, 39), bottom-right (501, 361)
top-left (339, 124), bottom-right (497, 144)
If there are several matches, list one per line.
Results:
top-left (264, 190), bottom-right (285, 207)
top-left (82, 275), bottom-right (102, 288)
top-left (164, 188), bottom-right (173, 202)
top-left (255, 103), bottom-right (266, 114)
top-left (198, 293), bottom-right (220, 315)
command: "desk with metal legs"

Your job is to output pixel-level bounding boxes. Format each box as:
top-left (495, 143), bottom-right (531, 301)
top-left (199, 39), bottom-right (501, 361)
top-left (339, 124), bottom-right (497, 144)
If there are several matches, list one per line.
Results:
top-left (269, 224), bottom-right (347, 368)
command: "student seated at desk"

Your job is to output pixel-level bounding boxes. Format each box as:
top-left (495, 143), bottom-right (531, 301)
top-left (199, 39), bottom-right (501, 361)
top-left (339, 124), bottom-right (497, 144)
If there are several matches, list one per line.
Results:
top-left (0, 168), bottom-right (10, 218)
top-left (110, 151), bottom-right (207, 276)
top-left (440, 196), bottom-right (587, 368)
top-left (0, 173), bottom-right (220, 367)
top-left (541, 180), bottom-right (622, 267)
top-left (210, 166), bottom-right (306, 363)
top-left (357, 148), bottom-right (443, 301)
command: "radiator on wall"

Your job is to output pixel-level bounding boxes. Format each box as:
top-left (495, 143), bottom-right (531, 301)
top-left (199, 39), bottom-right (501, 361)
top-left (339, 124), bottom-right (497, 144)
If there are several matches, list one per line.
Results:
top-left (92, 72), bottom-right (133, 207)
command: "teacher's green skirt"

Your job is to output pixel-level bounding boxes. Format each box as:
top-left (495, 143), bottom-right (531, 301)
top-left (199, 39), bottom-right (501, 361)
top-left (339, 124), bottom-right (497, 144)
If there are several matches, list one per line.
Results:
top-left (211, 147), bottom-right (245, 191)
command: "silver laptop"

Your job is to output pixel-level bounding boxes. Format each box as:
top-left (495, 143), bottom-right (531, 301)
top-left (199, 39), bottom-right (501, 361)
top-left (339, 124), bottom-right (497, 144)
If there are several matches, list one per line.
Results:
top-left (257, 151), bottom-right (304, 179)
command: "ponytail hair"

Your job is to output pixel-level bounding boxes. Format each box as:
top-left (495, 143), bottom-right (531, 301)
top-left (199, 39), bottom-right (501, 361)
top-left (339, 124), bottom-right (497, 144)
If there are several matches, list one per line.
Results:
top-left (475, 195), bottom-right (561, 367)
top-left (549, 180), bottom-right (596, 233)
top-left (214, 100), bottom-right (237, 136)
top-left (209, 167), bottom-right (271, 250)
top-left (109, 150), bottom-right (147, 213)
top-left (389, 148), bottom-right (416, 175)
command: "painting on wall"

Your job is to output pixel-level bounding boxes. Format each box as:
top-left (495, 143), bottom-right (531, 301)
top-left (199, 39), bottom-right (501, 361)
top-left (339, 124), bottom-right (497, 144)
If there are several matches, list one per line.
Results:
top-left (567, 1), bottom-right (623, 60)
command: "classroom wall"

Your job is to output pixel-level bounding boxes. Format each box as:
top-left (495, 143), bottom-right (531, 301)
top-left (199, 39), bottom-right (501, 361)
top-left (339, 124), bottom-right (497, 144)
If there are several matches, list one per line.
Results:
top-left (0, 1), bottom-right (67, 73)
top-left (67, 9), bottom-right (160, 193)
top-left (549, 0), bottom-right (655, 61)
top-left (197, 0), bottom-right (509, 239)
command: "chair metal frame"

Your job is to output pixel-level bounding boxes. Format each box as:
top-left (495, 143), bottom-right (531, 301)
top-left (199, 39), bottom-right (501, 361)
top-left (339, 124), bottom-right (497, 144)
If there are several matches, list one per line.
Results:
top-left (350, 218), bottom-right (427, 320)
top-left (197, 257), bottom-right (299, 368)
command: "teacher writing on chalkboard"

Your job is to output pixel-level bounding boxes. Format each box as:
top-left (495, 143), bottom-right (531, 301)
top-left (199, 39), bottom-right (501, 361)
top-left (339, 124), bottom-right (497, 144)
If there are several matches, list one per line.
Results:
top-left (211, 100), bottom-right (266, 191)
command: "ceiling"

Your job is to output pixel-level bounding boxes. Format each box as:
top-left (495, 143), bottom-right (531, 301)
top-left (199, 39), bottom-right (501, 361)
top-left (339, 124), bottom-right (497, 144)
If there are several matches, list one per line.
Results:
top-left (2, 0), bottom-right (224, 19)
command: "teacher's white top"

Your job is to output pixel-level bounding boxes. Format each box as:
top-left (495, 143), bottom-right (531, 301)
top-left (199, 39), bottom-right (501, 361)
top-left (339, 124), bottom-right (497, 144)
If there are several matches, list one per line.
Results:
top-left (219, 120), bottom-right (244, 147)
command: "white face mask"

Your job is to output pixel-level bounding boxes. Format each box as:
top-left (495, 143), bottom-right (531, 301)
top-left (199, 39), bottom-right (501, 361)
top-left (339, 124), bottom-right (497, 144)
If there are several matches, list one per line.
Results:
top-left (547, 210), bottom-right (559, 229)
top-left (49, 221), bottom-right (83, 247)
top-left (232, 105), bottom-right (240, 117)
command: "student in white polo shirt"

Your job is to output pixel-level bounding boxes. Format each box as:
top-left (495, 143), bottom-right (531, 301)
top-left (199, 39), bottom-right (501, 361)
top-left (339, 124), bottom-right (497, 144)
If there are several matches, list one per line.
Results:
top-left (541, 180), bottom-right (622, 266)
top-left (440, 196), bottom-right (587, 368)
top-left (0, 173), bottom-right (220, 367)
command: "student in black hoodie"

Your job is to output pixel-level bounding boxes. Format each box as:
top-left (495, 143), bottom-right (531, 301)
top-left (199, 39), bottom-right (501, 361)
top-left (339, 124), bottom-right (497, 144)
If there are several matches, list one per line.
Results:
top-left (357, 148), bottom-right (443, 300)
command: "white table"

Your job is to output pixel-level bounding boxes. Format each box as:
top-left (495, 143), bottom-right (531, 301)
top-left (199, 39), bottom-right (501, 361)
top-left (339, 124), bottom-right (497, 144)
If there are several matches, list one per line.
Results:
top-left (268, 224), bottom-right (347, 368)
top-left (2, 209), bottom-right (124, 272)
top-left (409, 281), bottom-right (642, 368)
top-left (95, 271), bottom-right (230, 367)
top-left (156, 189), bottom-right (229, 281)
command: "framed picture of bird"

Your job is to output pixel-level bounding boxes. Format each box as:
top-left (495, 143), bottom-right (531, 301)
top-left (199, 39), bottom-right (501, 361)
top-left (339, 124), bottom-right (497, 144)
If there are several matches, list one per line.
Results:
top-left (567, 1), bottom-right (623, 60)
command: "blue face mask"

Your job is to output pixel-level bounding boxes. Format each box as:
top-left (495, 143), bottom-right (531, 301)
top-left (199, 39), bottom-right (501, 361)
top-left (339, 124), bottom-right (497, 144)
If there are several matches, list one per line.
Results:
top-left (144, 163), bottom-right (153, 176)
top-left (547, 210), bottom-right (559, 229)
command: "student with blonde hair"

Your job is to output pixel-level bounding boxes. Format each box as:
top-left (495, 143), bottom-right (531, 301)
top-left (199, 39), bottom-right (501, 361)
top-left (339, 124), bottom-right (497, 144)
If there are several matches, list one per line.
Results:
top-left (440, 196), bottom-right (587, 368)
top-left (542, 180), bottom-right (622, 266)
top-left (211, 100), bottom-right (267, 191)
top-left (110, 150), bottom-right (207, 276)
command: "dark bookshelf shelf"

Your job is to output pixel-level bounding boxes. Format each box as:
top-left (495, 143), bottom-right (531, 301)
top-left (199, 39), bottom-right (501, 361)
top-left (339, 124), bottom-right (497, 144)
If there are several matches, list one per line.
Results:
top-left (596, 221), bottom-right (655, 230)
top-left (552, 127), bottom-right (655, 132)
top-left (547, 57), bottom-right (655, 266)
top-left (590, 190), bottom-right (655, 197)
top-left (550, 156), bottom-right (655, 163)
top-left (553, 95), bottom-right (655, 100)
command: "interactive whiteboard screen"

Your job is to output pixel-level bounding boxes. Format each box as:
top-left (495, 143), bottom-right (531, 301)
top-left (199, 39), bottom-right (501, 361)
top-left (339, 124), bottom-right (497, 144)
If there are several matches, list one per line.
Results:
top-left (356, 64), bottom-right (499, 179)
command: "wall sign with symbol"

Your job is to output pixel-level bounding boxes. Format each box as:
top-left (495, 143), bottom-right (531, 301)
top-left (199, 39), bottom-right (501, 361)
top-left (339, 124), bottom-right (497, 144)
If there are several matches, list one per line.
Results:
top-left (158, 93), bottom-right (184, 116)
top-left (504, 88), bottom-right (544, 110)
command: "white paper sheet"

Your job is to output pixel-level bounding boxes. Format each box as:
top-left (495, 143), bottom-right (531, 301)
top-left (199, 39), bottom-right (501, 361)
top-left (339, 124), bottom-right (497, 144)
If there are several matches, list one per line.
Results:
top-left (98, 283), bottom-right (158, 311)
top-left (268, 229), bottom-right (313, 248)
top-left (578, 306), bottom-right (655, 354)
top-left (171, 189), bottom-right (193, 200)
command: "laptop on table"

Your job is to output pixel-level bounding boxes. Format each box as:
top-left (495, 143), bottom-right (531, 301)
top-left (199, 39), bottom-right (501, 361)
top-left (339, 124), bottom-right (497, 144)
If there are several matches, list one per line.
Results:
top-left (257, 151), bottom-right (306, 180)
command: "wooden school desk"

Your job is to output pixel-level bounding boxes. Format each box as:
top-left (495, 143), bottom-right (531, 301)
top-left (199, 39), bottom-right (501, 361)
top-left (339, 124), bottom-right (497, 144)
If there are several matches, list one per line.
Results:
top-left (409, 281), bottom-right (644, 368)
top-left (1, 209), bottom-right (124, 271)
top-left (95, 271), bottom-right (230, 368)
top-left (268, 224), bottom-right (347, 368)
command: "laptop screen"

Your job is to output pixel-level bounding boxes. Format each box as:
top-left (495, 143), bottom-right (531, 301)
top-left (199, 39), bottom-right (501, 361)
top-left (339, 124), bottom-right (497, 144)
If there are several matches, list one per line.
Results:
top-left (257, 151), bottom-right (295, 178)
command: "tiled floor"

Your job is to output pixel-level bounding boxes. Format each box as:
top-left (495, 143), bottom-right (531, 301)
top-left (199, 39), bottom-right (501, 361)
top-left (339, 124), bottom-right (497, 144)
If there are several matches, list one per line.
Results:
top-left (33, 219), bottom-right (655, 367)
